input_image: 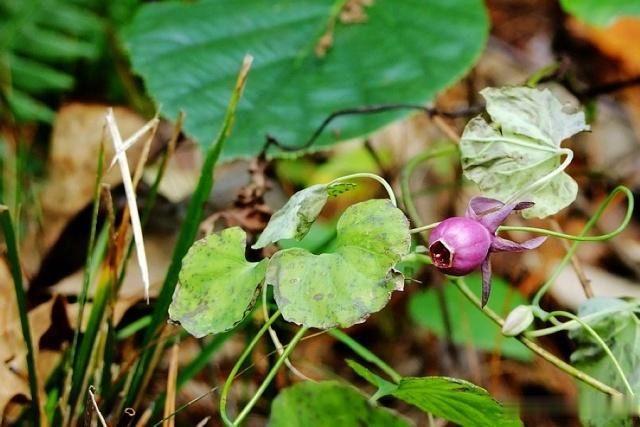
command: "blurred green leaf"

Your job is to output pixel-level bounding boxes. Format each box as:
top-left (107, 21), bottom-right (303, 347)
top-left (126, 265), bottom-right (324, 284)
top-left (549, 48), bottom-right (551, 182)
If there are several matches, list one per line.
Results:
top-left (409, 274), bottom-right (533, 362)
top-left (269, 381), bottom-right (410, 427)
top-left (560, 0), bottom-right (640, 26)
top-left (266, 199), bottom-right (410, 329)
top-left (392, 377), bottom-right (522, 426)
top-left (124, 0), bottom-right (488, 159)
top-left (570, 297), bottom-right (640, 426)
top-left (169, 227), bottom-right (268, 338)
top-left (460, 87), bottom-right (588, 218)
top-left (0, 0), bottom-right (102, 122)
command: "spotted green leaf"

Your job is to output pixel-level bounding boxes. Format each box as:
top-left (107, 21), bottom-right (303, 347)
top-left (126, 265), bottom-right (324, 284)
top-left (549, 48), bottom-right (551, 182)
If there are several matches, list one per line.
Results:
top-left (253, 184), bottom-right (328, 249)
top-left (266, 199), bottom-right (410, 329)
top-left (460, 86), bottom-right (589, 218)
top-left (169, 227), bottom-right (267, 338)
top-left (269, 381), bottom-right (410, 427)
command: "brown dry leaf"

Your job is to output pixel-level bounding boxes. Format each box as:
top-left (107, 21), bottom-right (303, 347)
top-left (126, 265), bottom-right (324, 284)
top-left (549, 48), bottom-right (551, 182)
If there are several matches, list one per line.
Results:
top-left (29, 104), bottom-right (156, 276)
top-left (0, 260), bottom-right (62, 423)
top-left (53, 232), bottom-right (176, 325)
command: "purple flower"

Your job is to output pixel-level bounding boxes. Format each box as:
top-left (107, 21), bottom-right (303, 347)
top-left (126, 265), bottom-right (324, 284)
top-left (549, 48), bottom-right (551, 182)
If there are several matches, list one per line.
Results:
top-left (429, 197), bottom-right (546, 307)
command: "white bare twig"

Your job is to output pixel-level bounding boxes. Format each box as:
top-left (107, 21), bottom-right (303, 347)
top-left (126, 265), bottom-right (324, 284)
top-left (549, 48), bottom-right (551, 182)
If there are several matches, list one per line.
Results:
top-left (88, 386), bottom-right (107, 427)
top-left (105, 108), bottom-right (151, 302)
top-left (108, 116), bottom-right (160, 169)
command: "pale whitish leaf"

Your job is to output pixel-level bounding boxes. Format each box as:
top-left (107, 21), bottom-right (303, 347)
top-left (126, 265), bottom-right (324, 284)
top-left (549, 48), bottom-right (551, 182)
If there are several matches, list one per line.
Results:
top-left (169, 227), bottom-right (268, 338)
top-left (266, 199), bottom-right (410, 329)
top-left (570, 297), bottom-right (640, 426)
top-left (392, 377), bottom-right (522, 427)
top-left (269, 381), bottom-right (410, 427)
top-left (252, 184), bottom-right (328, 249)
top-left (460, 86), bottom-right (589, 218)
top-left (124, 0), bottom-right (489, 159)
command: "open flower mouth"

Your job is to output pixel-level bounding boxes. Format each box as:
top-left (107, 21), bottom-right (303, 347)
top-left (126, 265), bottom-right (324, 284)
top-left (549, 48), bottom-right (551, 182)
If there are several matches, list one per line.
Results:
top-left (429, 240), bottom-right (453, 269)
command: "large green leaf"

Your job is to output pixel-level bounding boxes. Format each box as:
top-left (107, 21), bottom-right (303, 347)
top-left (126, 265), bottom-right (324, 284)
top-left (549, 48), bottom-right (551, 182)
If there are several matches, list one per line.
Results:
top-left (570, 297), bottom-right (640, 426)
top-left (266, 199), bottom-right (410, 329)
top-left (169, 227), bottom-right (268, 337)
top-left (124, 0), bottom-right (488, 159)
top-left (560, 0), bottom-right (640, 26)
top-left (460, 87), bottom-right (589, 218)
top-left (269, 381), bottom-right (410, 427)
top-left (392, 377), bottom-right (522, 426)
top-left (252, 184), bottom-right (328, 249)
top-left (409, 275), bottom-right (533, 362)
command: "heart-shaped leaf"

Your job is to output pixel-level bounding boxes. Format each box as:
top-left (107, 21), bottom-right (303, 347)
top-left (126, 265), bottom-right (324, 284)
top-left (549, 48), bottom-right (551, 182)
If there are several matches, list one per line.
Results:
top-left (169, 227), bottom-right (267, 338)
top-left (269, 381), bottom-right (410, 427)
top-left (124, 0), bottom-right (489, 159)
top-left (266, 199), bottom-right (410, 329)
top-left (460, 86), bottom-right (589, 218)
top-left (253, 184), bottom-right (328, 249)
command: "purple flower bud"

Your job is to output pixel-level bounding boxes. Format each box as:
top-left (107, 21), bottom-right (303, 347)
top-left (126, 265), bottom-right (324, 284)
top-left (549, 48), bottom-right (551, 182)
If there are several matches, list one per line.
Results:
top-left (429, 217), bottom-right (492, 276)
top-left (429, 196), bottom-right (547, 307)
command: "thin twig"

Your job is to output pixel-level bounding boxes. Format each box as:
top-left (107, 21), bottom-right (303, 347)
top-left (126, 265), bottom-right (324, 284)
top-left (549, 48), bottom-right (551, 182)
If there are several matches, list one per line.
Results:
top-left (549, 219), bottom-right (594, 298)
top-left (105, 109), bottom-right (151, 302)
top-left (88, 386), bottom-right (108, 427)
top-left (163, 339), bottom-right (179, 427)
top-left (264, 103), bottom-right (480, 153)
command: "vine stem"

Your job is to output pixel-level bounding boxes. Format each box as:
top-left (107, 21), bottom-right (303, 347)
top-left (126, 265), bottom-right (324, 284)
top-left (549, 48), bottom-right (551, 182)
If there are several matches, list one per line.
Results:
top-left (546, 311), bottom-right (635, 396)
top-left (528, 186), bottom-right (634, 306)
top-left (220, 311), bottom-right (281, 426)
top-left (329, 173), bottom-right (397, 206)
top-left (399, 144), bottom-right (458, 226)
top-left (505, 148), bottom-right (573, 204)
top-left (232, 326), bottom-right (308, 426)
top-left (452, 277), bottom-right (623, 397)
top-left (409, 222), bottom-right (441, 234)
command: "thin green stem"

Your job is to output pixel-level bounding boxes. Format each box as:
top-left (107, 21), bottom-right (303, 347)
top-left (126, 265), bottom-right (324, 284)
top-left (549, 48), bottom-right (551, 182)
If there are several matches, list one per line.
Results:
top-left (547, 311), bottom-right (634, 396)
top-left (409, 221), bottom-right (441, 234)
top-left (400, 145), bottom-right (458, 227)
top-left (329, 172), bottom-right (397, 206)
top-left (232, 326), bottom-right (308, 426)
top-left (0, 207), bottom-right (42, 425)
top-left (328, 329), bottom-right (402, 383)
top-left (220, 311), bottom-right (281, 426)
top-left (506, 148), bottom-right (573, 204)
top-left (452, 277), bottom-right (622, 397)
top-left (527, 186), bottom-right (633, 306)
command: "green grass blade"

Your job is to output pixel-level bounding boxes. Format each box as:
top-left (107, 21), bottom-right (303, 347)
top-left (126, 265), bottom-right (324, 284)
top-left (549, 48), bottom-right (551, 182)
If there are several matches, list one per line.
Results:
top-left (0, 207), bottom-right (42, 425)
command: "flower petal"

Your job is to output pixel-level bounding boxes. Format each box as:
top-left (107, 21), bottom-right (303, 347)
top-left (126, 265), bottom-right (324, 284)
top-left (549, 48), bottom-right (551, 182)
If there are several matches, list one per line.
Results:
top-left (466, 196), bottom-right (504, 219)
top-left (481, 258), bottom-right (492, 307)
top-left (491, 236), bottom-right (547, 252)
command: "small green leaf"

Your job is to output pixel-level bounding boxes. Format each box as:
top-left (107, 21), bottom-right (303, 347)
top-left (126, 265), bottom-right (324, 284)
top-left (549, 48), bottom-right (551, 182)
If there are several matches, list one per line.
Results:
top-left (560, 0), bottom-right (640, 26)
top-left (347, 359), bottom-right (399, 399)
top-left (124, 0), bottom-right (489, 159)
top-left (267, 199), bottom-right (410, 329)
top-left (392, 377), bottom-right (522, 426)
top-left (570, 297), bottom-right (640, 426)
top-left (169, 227), bottom-right (267, 338)
top-left (269, 381), bottom-right (410, 427)
top-left (253, 184), bottom-right (328, 249)
top-left (460, 86), bottom-right (589, 218)
top-left (409, 275), bottom-right (533, 361)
